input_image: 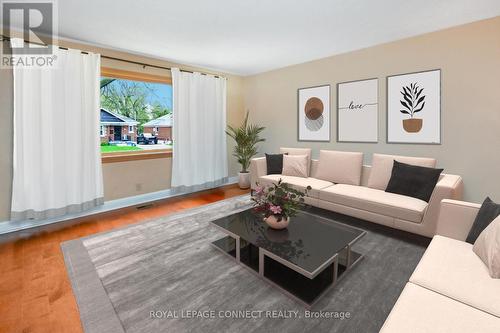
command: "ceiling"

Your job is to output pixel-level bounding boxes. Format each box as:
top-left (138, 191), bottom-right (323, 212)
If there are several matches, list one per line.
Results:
top-left (8, 0), bottom-right (500, 75)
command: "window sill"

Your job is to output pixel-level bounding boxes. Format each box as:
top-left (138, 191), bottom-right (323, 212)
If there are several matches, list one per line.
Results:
top-left (101, 149), bottom-right (172, 163)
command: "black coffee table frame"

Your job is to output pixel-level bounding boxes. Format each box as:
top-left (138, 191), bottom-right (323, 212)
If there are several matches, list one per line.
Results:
top-left (210, 209), bottom-right (366, 308)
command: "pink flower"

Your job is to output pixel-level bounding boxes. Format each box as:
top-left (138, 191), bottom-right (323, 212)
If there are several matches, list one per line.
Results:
top-left (269, 205), bottom-right (282, 214)
top-left (255, 185), bottom-right (264, 196)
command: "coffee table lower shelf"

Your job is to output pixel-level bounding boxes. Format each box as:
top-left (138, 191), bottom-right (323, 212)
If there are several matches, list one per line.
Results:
top-left (211, 235), bottom-right (363, 308)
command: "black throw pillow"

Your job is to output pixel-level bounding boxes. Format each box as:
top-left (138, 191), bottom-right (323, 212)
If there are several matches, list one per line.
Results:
top-left (465, 197), bottom-right (500, 244)
top-left (265, 153), bottom-right (286, 175)
top-left (385, 160), bottom-right (443, 202)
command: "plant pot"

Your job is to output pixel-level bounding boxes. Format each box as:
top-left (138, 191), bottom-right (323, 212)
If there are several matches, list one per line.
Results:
top-left (238, 172), bottom-right (251, 189)
top-left (402, 118), bottom-right (423, 133)
top-left (263, 215), bottom-right (290, 230)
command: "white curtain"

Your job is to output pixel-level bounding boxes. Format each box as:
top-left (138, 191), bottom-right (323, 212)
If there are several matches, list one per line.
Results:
top-left (171, 68), bottom-right (228, 190)
top-left (11, 40), bottom-right (104, 220)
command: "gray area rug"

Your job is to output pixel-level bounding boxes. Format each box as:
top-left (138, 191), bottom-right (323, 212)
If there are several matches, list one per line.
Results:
top-left (62, 195), bottom-right (430, 333)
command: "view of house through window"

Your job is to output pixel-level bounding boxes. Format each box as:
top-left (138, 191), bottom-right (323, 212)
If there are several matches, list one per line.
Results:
top-left (99, 75), bottom-right (172, 154)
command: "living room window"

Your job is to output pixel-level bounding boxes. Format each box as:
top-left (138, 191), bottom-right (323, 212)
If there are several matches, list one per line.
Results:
top-left (100, 67), bottom-right (173, 160)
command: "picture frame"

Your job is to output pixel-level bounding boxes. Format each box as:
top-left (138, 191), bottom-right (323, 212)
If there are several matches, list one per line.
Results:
top-left (337, 78), bottom-right (378, 143)
top-left (297, 84), bottom-right (331, 142)
top-left (387, 69), bottom-right (441, 144)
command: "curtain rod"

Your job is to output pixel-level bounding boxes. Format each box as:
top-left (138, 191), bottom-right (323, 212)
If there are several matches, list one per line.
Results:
top-left (0, 34), bottom-right (224, 78)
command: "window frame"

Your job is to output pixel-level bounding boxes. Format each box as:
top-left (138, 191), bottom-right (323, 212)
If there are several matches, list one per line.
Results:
top-left (100, 67), bottom-right (172, 163)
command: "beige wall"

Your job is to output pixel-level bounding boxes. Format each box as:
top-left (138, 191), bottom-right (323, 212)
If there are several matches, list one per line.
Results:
top-left (243, 17), bottom-right (500, 202)
top-left (0, 40), bottom-right (245, 221)
top-left (0, 43), bottom-right (13, 221)
top-left (102, 157), bottom-right (172, 201)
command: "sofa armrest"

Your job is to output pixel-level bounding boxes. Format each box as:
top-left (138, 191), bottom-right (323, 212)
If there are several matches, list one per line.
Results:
top-left (249, 157), bottom-right (267, 189)
top-left (420, 174), bottom-right (464, 236)
top-left (436, 199), bottom-right (481, 241)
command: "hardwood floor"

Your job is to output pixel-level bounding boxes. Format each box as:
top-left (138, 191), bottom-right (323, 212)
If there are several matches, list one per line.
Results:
top-left (0, 185), bottom-right (248, 333)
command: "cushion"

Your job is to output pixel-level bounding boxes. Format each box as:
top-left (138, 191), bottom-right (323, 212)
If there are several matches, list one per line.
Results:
top-left (265, 153), bottom-right (286, 175)
top-left (280, 147), bottom-right (312, 176)
top-left (282, 154), bottom-right (308, 178)
top-left (367, 153), bottom-right (437, 190)
top-left (315, 150), bottom-right (363, 185)
top-left (319, 184), bottom-right (428, 223)
top-left (380, 282), bottom-right (500, 333)
top-left (410, 235), bottom-right (500, 318)
top-left (466, 197), bottom-right (500, 244)
top-left (258, 174), bottom-right (333, 198)
top-left (385, 160), bottom-right (443, 202)
top-left (474, 215), bottom-right (500, 278)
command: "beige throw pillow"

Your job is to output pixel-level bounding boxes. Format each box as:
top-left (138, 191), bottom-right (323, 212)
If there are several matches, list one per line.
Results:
top-left (282, 154), bottom-right (308, 178)
top-left (367, 153), bottom-right (437, 190)
top-left (316, 150), bottom-right (363, 185)
top-left (280, 147), bottom-right (311, 176)
top-left (473, 215), bottom-right (500, 278)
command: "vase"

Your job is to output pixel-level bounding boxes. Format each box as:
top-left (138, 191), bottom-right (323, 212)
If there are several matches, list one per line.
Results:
top-left (238, 172), bottom-right (251, 189)
top-left (402, 118), bottom-right (423, 133)
top-left (264, 215), bottom-right (290, 230)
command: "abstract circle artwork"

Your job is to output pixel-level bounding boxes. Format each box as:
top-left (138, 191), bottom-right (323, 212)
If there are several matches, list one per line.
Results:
top-left (298, 85), bottom-right (330, 141)
top-left (304, 97), bottom-right (324, 120)
top-left (304, 97), bottom-right (324, 131)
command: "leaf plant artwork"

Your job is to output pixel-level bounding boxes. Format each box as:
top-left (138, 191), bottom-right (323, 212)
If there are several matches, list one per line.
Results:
top-left (400, 82), bottom-right (426, 133)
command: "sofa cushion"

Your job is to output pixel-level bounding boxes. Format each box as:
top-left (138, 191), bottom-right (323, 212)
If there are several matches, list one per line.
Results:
top-left (380, 282), bottom-right (500, 333)
top-left (466, 197), bottom-right (500, 244)
top-left (265, 153), bottom-right (286, 175)
top-left (385, 160), bottom-right (443, 202)
top-left (259, 175), bottom-right (333, 198)
top-left (280, 147), bottom-right (312, 176)
top-left (282, 154), bottom-right (308, 178)
top-left (367, 153), bottom-right (437, 190)
top-left (410, 235), bottom-right (500, 318)
top-left (319, 184), bottom-right (427, 223)
top-left (315, 150), bottom-right (363, 185)
top-left (474, 215), bottom-right (500, 278)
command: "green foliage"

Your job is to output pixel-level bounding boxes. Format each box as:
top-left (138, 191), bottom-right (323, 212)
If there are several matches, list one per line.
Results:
top-left (226, 111), bottom-right (265, 172)
top-left (252, 179), bottom-right (311, 220)
top-left (100, 145), bottom-right (142, 153)
top-left (100, 79), bottom-right (172, 131)
top-left (151, 101), bottom-right (171, 119)
top-left (101, 80), bottom-right (149, 124)
top-left (100, 78), bottom-right (115, 92)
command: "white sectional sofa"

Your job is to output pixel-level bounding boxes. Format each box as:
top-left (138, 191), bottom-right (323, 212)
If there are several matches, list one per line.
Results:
top-left (380, 199), bottom-right (500, 332)
top-left (250, 148), bottom-right (464, 238)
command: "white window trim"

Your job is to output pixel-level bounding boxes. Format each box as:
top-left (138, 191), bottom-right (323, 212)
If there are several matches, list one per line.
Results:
top-left (128, 125), bottom-right (134, 133)
top-left (100, 125), bottom-right (107, 137)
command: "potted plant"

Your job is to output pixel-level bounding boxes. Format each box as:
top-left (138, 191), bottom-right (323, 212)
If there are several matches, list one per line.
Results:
top-left (400, 82), bottom-right (426, 133)
top-left (226, 111), bottom-right (265, 189)
top-left (252, 180), bottom-right (310, 229)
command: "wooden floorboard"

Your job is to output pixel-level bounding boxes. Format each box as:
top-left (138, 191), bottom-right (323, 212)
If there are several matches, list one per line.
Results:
top-left (0, 184), bottom-right (248, 333)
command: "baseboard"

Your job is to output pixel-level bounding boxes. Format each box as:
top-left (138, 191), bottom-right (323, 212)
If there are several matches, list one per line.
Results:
top-left (0, 176), bottom-right (238, 236)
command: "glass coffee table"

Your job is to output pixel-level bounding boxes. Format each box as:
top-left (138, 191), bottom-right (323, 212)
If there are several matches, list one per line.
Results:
top-left (210, 208), bottom-right (366, 308)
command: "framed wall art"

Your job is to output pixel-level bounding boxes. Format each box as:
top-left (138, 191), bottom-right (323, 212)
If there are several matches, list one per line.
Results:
top-left (297, 85), bottom-right (330, 141)
top-left (387, 69), bottom-right (441, 144)
top-left (337, 78), bottom-right (378, 142)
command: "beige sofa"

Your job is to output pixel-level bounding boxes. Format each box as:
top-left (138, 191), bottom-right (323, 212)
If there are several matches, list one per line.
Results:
top-left (380, 199), bottom-right (500, 332)
top-left (250, 148), bottom-right (464, 238)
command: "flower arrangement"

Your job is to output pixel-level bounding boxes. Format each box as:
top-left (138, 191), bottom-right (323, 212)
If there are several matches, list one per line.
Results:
top-left (252, 179), bottom-right (310, 224)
